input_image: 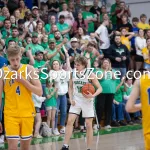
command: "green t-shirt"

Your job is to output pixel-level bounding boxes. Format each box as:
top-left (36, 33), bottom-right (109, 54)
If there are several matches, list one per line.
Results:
top-left (83, 51), bottom-right (96, 68)
top-left (34, 60), bottom-right (47, 84)
top-left (98, 69), bottom-right (116, 94)
top-left (47, 48), bottom-right (62, 66)
top-left (45, 24), bottom-right (51, 34)
top-left (0, 16), bottom-right (5, 22)
top-left (45, 87), bottom-right (57, 107)
top-left (5, 37), bottom-right (22, 48)
top-left (110, 3), bottom-right (117, 25)
top-left (48, 34), bottom-right (54, 39)
top-left (56, 22), bottom-right (70, 39)
top-left (26, 43), bottom-right (44, 55)
top-left (1, 28), bottom-right (12, 39)
top-left (21, 56), bottom-right (30, 64)
top-left (41, 42), bottom-right (49, 49)
top-left (82, 11), bottom-right (95, 33)
top-left (123, 85), bottom-right (133, 96)
top-left (114, 85), bottom-right (124, 102)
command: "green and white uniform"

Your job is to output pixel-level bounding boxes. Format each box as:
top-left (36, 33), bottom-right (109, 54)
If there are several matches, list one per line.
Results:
top-left (69, 68), bottom-right (95, 118)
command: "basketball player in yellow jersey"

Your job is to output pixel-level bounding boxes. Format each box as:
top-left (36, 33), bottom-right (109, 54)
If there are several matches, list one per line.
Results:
top-left (126, 74), bottom-right (150, 150)
top-left (0, 46), bottom-right (43, 150)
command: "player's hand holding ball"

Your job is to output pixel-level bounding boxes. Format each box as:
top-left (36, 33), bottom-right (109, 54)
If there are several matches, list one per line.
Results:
top-left (81, 83), bottom-right (95, 99)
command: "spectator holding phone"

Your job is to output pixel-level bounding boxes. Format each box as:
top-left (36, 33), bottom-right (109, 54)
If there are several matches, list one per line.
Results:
top-left (115, 1), bottom-right (131, 26)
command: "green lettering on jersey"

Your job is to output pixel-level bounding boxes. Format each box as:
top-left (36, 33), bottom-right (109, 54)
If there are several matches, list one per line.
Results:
top-left (74, 81), bottom-right (86, 85)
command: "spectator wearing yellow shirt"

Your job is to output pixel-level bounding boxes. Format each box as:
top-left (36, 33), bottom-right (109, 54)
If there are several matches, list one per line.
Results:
top-left (19, 0), bottom-right (29, 19)
top-left (137, 14), bottom-right (150, 30)
top-left (120, 28), bottom-right (135, 51)
top-left (142, 38), bottom-right (150, 70)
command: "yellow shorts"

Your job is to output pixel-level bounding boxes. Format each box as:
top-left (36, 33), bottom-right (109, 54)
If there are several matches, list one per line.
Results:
top-left (144, 134), bottom-right (150, 150)
top-left (4, 115), bottom-right (34, 140)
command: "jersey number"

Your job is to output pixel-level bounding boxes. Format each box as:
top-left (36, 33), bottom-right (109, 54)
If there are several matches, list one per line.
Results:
top-left (16, 86), bottom-right (21, 95)
top-left (147, 88), bottom-right (150, 105)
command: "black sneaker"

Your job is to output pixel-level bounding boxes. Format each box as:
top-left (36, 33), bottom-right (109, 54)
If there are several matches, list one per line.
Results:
top-left (111, 121), bottom-right (120, 127)
top-left (118, 121), bottom-right (127, 126)
top-left (80, 128), bottom-right (86, 133)
top-left (127, 121), bottom-right (134, 125)
top-left (134, 119), bottom-right (142, 124)
top-left (61, 145), bottom-right (69, 150)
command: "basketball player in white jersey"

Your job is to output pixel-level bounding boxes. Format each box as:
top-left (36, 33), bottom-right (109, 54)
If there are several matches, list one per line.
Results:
top-left (61, 56), bottom-right (102, 150)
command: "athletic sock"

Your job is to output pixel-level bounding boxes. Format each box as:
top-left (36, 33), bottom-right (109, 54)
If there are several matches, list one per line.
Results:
top-left (63, 144), bottom-right (69, 148)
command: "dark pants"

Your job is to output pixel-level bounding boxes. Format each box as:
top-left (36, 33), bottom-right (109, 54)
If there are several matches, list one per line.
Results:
top-left (96, 93), bottom-right (114, 126)
top-left (101, 48), bottom-right (110, 59)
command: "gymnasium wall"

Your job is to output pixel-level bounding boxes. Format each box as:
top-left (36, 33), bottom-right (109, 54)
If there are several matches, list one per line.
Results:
top-left (106, 0), bottom-right (150, 21)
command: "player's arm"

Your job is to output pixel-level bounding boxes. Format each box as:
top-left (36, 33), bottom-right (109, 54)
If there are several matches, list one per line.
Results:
top-left (16, 65), bottom-right (43, 96)
top-left (91, 73), bottom-right (102, 97)
top-left (126, 79), bottom-right (141, 113)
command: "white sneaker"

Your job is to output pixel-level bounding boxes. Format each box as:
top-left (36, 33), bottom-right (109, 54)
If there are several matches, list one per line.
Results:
top-left (93, 124), bottom-right (98, 130)
top-left (53, 128), bottom-right (60, 136)
top-left (60, 127), bottom-right (65, 134)
top-left (0, 135), bottom-right (4, 141)
top-left (0, 138), bottom-right (4, 144)
top-left (104, 125), bottom-right (112, 130)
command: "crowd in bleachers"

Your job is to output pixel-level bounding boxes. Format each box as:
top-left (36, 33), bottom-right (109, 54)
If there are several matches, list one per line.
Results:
top-left (0, 0), bottom-right (150, 141)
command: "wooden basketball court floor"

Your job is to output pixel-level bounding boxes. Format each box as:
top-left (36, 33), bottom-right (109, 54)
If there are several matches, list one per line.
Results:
top-left (0, 125), bottom-right (144, 150)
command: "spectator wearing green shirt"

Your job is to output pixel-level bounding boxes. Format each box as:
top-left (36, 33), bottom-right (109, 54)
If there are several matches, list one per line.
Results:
top-left (34, 51), bottom-right (49, 96)
top-left (1, 19), bottom-right (12, 39)
top-left (54, 30), bottom-right (69, 50)
top-left (82, 42), bottom-right (100, 68)
top-left (98, 5), bottom-right (111, 23)
top-left (25, 32), bottom-right (45, 55)
top-left (46, 39), bottom-right (65, 66)
top-left (5, 27), bottom-right (23, 48)
top-left (96, 58), bottom-right (116, 130)
top-left (82, 3), bottom-right (97, 33)
top-left (110, 0), bottom-right (120, 29)
top-left (123, 78), bottom-right (141, 124)
top-left (111, 77), bottom-right (127, 127)
top-left (56, 15), bottom-right (71, 40)
top-left (45, 15), bottom-right (56, 34)
top-left (48, 24), bottom-right (58, 40)
top-left (45, 79), bottom-right (58, 135)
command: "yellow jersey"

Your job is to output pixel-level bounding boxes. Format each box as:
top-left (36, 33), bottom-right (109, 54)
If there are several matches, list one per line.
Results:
top-left (140, 74), bottom-right (150, 135)
top-left (137, 22), bottom-right (150, 30)
top-left (121, 36), bottom-right (131, 51)
top-left (3, 64), bottom-right (35, 117)
top-left (142, 47), bottom-right (150, 64)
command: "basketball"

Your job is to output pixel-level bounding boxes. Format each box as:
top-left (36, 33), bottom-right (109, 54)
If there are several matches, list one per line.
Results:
top-left (81, 83), bottom-right (95, 95)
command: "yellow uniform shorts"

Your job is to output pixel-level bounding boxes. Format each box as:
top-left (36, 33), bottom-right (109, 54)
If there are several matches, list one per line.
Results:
top-left (4, 115), bottom-right (34, 140)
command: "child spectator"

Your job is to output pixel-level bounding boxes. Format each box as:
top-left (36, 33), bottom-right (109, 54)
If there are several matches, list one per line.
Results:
top-left (120, 28), bottom-right (134, 51)
top-left (41, 35), bottom-right (49, 50)
top-left (32, 93), bottom-right (46, 138)
top-left (137, 14), bottom-right (150, 30)
top-left (111, 77), bottom-right (127, 127)
top-left (124, 77), bottom-right (141, 124)
top-left (45, 79), bottom-right (58, 135)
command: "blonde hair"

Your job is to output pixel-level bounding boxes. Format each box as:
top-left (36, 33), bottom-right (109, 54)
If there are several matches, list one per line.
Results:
top-left (7, 46), bottom-right (21, 57)
top-left (74, 56), bottom-right (88, 68)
